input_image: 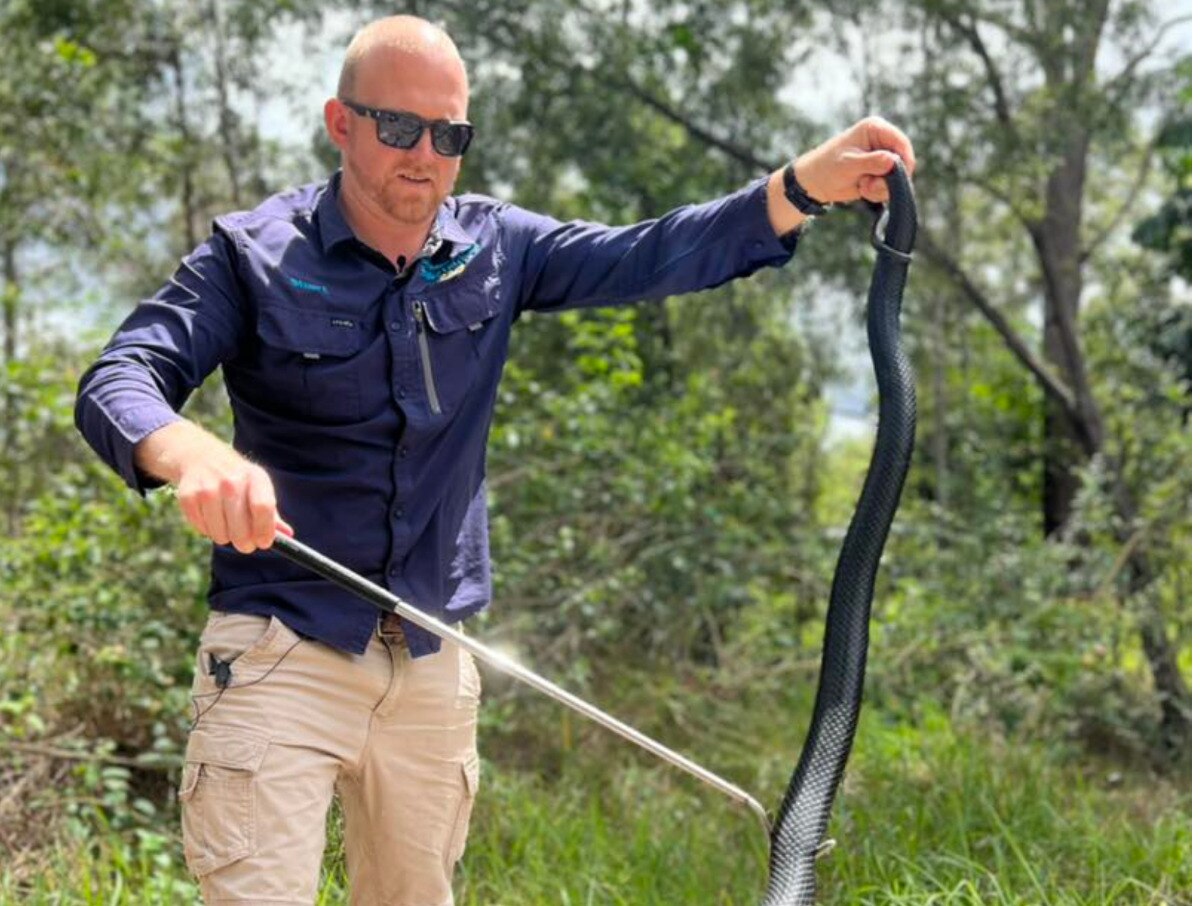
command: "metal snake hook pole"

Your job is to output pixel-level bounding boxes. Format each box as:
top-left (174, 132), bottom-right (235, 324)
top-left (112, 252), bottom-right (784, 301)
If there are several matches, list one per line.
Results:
top-left (270, 532), bottom-right (771, 834)
top-left (761, 158), bottom-right (918, 906)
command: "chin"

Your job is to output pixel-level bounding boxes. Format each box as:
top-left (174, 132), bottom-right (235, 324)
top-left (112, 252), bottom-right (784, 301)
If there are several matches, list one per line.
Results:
top-left (382, 199), bottom-right (435, 225)
top-left (381, 188), bottom-right (441, 225)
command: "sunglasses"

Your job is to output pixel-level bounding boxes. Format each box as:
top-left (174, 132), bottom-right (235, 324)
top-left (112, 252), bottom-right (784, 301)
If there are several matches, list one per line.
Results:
top-left (340, 99), bottom-right (475, 157)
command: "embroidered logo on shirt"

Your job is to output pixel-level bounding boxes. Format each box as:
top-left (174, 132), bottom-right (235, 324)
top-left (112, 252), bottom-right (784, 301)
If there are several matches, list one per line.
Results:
top-left (290, 277), bottom-right (330, 295)
top-left (419, 244), bottom-right (481, 284)
top-left (329, 317), bottom-right (356, 329)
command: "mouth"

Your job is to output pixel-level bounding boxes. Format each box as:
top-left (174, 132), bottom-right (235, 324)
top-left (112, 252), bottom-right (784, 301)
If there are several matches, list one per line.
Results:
top-left (397, 174), bottom-right (432, 186)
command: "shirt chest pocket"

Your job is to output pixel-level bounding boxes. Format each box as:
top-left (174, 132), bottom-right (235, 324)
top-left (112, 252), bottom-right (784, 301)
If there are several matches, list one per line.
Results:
top-left (254, 303), bottom-right (374, 425)
top-left (412, 284), bottom-right (504, 416)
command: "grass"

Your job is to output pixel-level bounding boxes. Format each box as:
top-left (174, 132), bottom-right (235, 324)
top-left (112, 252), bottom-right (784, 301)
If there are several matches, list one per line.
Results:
top-left (0, 680), bottom-right (1189, 904)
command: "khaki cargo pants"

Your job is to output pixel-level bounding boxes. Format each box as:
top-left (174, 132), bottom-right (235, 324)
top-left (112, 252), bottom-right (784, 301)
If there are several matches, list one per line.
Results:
top-left (181, 611), bottom-right (480, 905)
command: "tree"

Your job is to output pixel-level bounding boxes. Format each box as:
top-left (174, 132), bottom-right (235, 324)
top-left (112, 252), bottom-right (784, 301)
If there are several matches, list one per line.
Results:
top-left (865, 0), bottom-right (1191, 753)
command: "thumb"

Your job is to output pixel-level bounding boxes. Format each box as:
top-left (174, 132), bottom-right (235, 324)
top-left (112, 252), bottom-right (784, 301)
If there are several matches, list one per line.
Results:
top-left (843, 149), bottom-right (898, 176)
top-left (275, 518), bottom-right (295, 539)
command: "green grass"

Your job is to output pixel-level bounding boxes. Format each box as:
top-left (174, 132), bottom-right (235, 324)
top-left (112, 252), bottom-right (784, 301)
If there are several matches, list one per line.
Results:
top-left (1, 687), bottom-right (1188, 904)
top-left (450, 700), bottom-right (1188, 905)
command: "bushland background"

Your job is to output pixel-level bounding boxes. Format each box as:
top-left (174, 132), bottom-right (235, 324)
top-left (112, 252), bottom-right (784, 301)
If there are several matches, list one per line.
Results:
top-left (0, 0), bottom-right (1191, 902)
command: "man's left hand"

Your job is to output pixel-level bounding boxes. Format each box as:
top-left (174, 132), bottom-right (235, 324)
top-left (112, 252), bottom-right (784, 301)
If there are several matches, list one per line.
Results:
top-left (792, 115), bottom-right (918, 206)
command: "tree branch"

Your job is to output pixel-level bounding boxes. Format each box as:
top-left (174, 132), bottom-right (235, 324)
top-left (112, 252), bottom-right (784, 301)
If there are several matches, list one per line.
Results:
top-left (442, 2), bottom-right (1089, 431)
top-left (609, 75), bottom-right (770, 173)
top-left (954, 166), bottom-right (1036, 232)
top-left (917, 230), bottom-right (1080, 419)
top-left (1099, 14), bottom-right (1189, 104)
top-left (1080, 128), bottom-right (1160, 264)
top-left (926, 1), bottom-right (1041, 50)
top-left (0, 737), bottom-right (175, 771)
top-left (945, 14), bottom-right (1013, 129)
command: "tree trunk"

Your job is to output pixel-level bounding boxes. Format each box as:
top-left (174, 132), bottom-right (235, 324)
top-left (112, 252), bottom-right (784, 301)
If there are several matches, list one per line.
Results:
top-left (169, 44), bottom-right (199, 252)
top-left (1024, 8), bottom-right (1188, 752)
top-left (2, 241), bottom-right (15, 365)
top-left (1110, 470), bottom-right (1191, 759)
top-left (208, 0), bottom-right (243, 208)
top-left (1134, 588), bottom-right (1191, 759)
top-left (933, 173), bottom-right (964, 520)
top-left (1034, 140), bottom-right (1189, 754)
top-left (2, 239), bottom-right (18, 533)
top-left (1034, 114), bottom-right (1102, 534)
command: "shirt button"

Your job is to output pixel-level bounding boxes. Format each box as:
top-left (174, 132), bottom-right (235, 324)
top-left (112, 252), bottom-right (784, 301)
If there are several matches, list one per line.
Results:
top-left (388, 565), bottom-right (399, 577)
top-left (398, 446), bottom-right (409, 458)
top-left (389, 320), bottom-right (402, 331)
top-left (393, 507), bottom-right (404, 519)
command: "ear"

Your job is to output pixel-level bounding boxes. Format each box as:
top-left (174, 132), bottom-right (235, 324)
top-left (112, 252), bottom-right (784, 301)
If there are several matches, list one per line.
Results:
top-left (324, 98), bottom-right (349, 152)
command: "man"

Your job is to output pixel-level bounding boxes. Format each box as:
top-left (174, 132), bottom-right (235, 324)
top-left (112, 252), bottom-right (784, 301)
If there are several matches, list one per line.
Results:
top-left (76, 14), bottom-right (916, 906)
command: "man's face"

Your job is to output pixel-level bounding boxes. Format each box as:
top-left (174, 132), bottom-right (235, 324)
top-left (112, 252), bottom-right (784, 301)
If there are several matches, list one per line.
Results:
top-left (328, 46), bottom-right (469, 226)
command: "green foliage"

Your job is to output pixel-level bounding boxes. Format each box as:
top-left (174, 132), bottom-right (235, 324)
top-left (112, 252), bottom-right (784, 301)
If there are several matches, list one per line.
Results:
top-left (0, 349), bottom-right (225, 866)
top-left (485, 273), bottom-right (830, 674)
top-left (0, 0), bottom-right (1191, 900)
top-left (1132, 58), bottom-right (1192, 282)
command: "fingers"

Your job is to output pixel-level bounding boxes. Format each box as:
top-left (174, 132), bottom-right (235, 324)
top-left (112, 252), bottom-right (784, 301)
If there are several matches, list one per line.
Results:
top-left (845, 149), bottom-right (900, 176)
top-left (223, 480), bottom-right (254, 553)
top-left (857, 174), bottom-right (890, 204)
top-left (863, 116), bottom-right (917, 175)
top-left (176, 458), bottom-right (282, 553)
top-left (246, 469), bottom-right (280, 549)
top-left (198, 484), bottom-right (232, 546)
top-left (177, 488), bottom-right (208, 542)
top-left (847, 116), bottom-right (917, 178)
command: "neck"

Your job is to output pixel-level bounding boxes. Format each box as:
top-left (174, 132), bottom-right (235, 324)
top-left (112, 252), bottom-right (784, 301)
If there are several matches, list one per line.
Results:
top-left (337, 173), bottom-right (433, 268)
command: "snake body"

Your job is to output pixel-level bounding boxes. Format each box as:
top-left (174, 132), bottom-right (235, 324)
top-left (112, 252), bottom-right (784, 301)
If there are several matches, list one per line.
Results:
top-left (762, 161), bottom-right (918, 906)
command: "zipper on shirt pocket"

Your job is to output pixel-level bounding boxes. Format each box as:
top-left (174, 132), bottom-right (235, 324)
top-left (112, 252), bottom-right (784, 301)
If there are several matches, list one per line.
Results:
top-left (413, 300), bottom-right (443, 415)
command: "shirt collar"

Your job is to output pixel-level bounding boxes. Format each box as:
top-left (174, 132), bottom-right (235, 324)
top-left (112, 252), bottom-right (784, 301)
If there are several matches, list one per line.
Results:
top-left (433, 202), bottom-right (475, 251)
top-left (316, 170), bottom-right (476, 256)
top-left (315, 171), bottom-right (356, 252)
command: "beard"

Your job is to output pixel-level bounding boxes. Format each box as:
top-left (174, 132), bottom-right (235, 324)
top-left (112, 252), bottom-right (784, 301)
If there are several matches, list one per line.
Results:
top-left (346, 156), bottom-right (446, 225)
top-left (378, 174), bottom-right (441, 224)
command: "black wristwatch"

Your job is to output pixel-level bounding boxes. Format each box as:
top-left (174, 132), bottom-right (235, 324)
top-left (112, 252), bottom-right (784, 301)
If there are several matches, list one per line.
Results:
top-left (782, 165), bottom-right (830, 217)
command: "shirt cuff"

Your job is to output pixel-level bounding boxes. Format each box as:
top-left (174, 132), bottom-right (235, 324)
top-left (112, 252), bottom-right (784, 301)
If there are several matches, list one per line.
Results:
top-left (745, 175), bottom-right (801, 266)
top-left (85, 397), bottom-right (183, 496)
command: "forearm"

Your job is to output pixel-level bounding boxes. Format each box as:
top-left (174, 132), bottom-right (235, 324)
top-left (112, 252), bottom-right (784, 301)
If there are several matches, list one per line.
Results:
top-left (133, 419), bottom-right (240, 487)
top-left (133, 418), bottom-right (289, 551)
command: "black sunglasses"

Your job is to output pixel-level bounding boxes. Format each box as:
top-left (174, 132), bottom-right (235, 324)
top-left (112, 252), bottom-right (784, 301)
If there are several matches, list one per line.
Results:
top-left (340, 99), bottom-right (475, 157)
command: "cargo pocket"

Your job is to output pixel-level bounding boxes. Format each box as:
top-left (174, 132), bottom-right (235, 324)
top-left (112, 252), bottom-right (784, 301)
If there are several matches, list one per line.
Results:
top-left (178, 724), bottom-right (270, 878)
top-left (444, 751), bottom-right (480, 872)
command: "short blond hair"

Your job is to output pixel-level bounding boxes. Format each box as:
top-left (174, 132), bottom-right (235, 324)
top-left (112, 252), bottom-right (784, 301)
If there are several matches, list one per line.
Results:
top-left (337, 15), bottom-right (465, 98)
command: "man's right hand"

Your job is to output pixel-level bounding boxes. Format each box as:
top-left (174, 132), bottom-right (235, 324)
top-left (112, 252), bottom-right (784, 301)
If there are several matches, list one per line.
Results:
top-left (134, 420), bottom-right (293, 553)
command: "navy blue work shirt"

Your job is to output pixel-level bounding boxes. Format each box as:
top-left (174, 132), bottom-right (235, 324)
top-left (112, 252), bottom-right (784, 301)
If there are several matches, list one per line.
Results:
top-left (75, 171), bottom-right (798, 657)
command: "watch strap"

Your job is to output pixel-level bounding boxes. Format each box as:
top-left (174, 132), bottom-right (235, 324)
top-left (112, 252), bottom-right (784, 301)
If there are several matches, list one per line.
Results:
top-left (782, 165), bottom-right (830, 216)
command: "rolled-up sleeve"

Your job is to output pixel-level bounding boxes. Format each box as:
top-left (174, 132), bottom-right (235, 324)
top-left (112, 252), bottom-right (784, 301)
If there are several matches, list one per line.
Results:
top-left (75, 229), bottom-right (246, 494)
top-left (508, 175), bottom-right (797, 314)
